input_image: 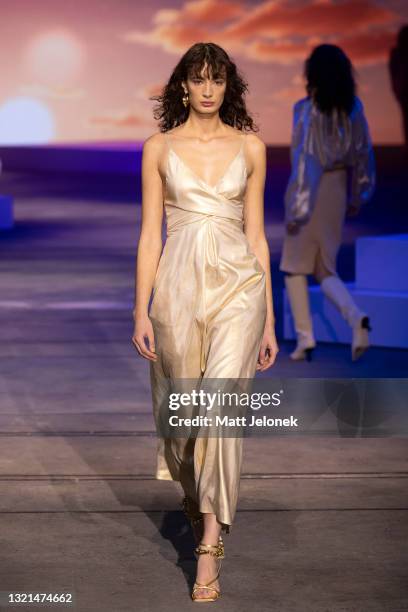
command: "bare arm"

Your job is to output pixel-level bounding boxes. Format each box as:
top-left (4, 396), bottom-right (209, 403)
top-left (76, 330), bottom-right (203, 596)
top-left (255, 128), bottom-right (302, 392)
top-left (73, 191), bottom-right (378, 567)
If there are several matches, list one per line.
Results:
top-left (244, 134), bottom-right (275, 326)
top-left (243, 134), bottom-right (278, 370)
top-left (132, 133), bottom-right (164, 361)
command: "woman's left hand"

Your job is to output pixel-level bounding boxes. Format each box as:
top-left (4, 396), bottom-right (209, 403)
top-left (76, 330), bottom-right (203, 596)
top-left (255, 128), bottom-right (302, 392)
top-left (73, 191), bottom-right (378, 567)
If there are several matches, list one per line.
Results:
top-left (257, 326), bottom-right (279, 371)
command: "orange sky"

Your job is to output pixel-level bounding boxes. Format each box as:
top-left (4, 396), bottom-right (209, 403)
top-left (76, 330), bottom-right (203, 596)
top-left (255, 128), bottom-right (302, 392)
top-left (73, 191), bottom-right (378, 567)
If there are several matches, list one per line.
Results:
top-left (0, 0), bottom-right (406, 145)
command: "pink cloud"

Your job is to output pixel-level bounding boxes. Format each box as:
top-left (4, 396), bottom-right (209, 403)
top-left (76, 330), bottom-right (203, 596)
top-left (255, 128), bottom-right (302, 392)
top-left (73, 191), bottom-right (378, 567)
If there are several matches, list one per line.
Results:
top-left (19, 83), bottom-right (85, 99)
top-left (121, 0), bottom-right (400, 66)
top-left (89, 111), bottom-right (150, 127)
top-left (183, 0), bottom-right (245, 24)
top-left (223, 0), bottom-right (397, 39)
top-left (123, 0), bottom-right (244, 49)
top-left (246, 29), bottom-right (397, 64)
top-left (337, 29), bottom-right (397, 64)
top-left (246, 38), bottom-right (312, 63)
top-left (122, 22), bottom-right (211, 51)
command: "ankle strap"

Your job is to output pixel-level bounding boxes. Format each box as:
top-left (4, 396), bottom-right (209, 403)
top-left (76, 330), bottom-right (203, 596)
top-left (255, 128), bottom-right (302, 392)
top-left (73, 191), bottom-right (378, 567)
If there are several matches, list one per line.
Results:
top-left (195, 542), bottom-right (224, 558)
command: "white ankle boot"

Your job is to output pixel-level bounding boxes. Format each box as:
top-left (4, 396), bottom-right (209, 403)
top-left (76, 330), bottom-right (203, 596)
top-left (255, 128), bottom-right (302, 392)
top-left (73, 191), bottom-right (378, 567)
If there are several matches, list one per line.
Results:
top-left (284, 274), bottom-right (316, 361)
top-left (320, 275), bottom-right (372, 361)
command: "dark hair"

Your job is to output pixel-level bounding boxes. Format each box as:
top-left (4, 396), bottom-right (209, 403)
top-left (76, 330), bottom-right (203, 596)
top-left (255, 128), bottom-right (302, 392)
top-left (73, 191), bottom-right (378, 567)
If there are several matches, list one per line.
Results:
top-left (396, 24), bottom-right (408, 51)
top-left (305, 44), bottom-right (356, 115)
top-left (150, 42), bottom-right (258, 132)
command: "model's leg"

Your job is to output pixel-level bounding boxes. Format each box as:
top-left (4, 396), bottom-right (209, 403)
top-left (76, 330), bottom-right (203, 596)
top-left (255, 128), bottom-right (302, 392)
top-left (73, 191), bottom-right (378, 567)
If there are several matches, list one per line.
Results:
top-left (313, 246), bottom-right (372, 361)
top-left (195, 275), bottom-right (266, 526)
top-left (284, 272), bottom-right (316, 360)
top-left (280, 179), bottom-right (322, 362)
top-left (312, 249), bottom-right (332, 284)
top-left (192, 512), bottom-right (223, 600)
top-left (319, 273), bottom-right (366, 327)
top-left (192, 276), bottom-right (266, 601)
top-left (307, 169), bottom-right (371, 360)
top-left (150, 319), bottom-right (203, 514)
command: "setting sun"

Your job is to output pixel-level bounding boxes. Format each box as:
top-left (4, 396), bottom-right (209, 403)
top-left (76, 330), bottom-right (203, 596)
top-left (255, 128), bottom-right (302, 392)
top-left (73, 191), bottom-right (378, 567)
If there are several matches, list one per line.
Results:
top-left (26, 30), bottom-right (84, 86)
top-left (0, 97), bottom-right (55, 144)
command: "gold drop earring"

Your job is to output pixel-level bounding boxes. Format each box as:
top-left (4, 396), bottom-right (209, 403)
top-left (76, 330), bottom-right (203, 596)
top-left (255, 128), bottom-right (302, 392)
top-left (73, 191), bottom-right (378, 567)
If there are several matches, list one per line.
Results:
top-left (182, 89), bottom-right (189, 108)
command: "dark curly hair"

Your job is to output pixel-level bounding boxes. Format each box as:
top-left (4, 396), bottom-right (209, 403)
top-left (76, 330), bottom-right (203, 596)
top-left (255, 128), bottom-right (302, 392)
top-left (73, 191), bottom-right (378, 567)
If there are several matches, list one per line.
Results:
top-left (305, 44), bottom-right (356, 115)
top-left (150, 42), bottom-right (258, 132)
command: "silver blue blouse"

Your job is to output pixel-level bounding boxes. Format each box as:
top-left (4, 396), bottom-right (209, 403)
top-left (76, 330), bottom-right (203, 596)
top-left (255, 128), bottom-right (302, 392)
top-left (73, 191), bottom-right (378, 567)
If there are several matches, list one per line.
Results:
top-left (284, 95), bottom-right (376, 225)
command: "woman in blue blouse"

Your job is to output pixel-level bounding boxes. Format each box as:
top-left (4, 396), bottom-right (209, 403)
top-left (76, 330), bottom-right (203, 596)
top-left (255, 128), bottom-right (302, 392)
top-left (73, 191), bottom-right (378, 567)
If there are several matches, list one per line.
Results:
top-left (280, 44), bottom-right (376, 361)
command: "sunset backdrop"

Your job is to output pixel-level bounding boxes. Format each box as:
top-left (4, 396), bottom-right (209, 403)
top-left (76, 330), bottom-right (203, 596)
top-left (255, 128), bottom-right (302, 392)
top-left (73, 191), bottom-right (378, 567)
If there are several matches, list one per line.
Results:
top-left (0, 0), bottom-right (407, 145)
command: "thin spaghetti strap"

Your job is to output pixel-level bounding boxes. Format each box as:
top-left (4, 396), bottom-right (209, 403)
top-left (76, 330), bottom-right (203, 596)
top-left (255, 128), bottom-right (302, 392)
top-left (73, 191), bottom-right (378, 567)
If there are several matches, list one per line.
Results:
top-left (162, 132), bottom-right (173, 184)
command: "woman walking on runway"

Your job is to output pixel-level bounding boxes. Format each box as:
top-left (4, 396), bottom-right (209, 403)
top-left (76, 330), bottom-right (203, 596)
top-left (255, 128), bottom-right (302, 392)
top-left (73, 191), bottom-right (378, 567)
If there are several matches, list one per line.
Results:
top-left (280, 44), bottom-right (376, 362)
top-left (132, 42), bottom-right (278, 602)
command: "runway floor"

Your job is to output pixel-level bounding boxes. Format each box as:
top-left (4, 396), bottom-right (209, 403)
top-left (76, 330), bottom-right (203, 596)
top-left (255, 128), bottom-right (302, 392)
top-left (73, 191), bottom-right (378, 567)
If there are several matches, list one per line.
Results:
top-left (0, 193), bottom-right (407, 611)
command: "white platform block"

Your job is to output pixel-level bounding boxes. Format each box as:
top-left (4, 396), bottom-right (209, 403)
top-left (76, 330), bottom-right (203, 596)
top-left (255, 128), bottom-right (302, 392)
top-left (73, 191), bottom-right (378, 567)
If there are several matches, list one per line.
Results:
top-left (356, 234), bottom-right (408, 292)
top-left (0, 195), bottom-right (14, 228)
top-left (283, 283), bottom-right (408, 349)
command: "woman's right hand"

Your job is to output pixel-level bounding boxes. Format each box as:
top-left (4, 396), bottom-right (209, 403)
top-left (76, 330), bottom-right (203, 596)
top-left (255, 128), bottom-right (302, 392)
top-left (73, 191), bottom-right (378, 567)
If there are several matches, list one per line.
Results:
top-left (132, 314), bottom-right (158, 362)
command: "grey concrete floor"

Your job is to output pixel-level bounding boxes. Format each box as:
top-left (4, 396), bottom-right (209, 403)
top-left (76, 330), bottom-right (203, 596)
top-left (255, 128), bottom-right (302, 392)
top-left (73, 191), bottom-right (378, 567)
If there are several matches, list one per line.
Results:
top-left (0, 193), bottom-right (407, 611)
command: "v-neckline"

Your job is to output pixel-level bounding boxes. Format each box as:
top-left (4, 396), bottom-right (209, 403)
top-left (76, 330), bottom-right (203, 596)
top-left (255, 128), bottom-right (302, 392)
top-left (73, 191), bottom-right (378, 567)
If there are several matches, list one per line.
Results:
top-left (167, 136), bottom-right (245, 192)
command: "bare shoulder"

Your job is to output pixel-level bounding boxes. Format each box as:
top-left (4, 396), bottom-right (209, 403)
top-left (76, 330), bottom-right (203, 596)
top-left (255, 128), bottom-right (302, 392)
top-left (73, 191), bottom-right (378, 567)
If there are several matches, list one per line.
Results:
top-left (143, 131), bottom-right (167, 152)
top-left (244, 132), bottom-right (266, 165)
top-left (227, 126), bottom-right (243, 136)
top-left (166, 125), bottom-right (184, 136)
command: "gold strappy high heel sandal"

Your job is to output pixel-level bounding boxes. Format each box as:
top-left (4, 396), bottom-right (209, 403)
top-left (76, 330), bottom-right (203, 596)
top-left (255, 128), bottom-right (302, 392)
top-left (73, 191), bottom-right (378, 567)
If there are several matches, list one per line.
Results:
top-left (181, 496), bottom-right (225, 557)
top-left (191, 542), bottom-right (224, 602)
